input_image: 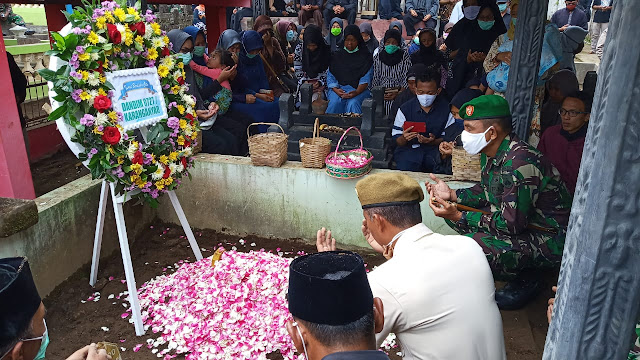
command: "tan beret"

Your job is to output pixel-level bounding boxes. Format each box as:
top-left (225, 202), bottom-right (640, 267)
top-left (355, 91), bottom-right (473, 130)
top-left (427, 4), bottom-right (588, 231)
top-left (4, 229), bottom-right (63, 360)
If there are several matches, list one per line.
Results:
top-left (355, 173), bottom-right (424, 209)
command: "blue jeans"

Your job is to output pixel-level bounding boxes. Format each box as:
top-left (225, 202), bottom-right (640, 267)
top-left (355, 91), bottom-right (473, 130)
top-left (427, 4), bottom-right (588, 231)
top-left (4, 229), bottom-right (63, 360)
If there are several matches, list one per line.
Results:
top-left (326, 88), bottom-right (371, 114)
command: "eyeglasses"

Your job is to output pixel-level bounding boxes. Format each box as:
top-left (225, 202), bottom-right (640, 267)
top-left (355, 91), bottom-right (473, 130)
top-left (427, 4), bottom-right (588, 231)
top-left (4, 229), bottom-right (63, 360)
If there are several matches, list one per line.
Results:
top-left (0, 319), bottom-right (47, 358)
top-left (558, 108), bottom-right (589, 117)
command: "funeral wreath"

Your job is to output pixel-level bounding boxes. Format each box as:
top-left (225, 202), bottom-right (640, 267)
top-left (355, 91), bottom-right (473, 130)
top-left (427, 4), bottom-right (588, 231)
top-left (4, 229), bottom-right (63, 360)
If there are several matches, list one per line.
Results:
top-left (40, 0), bottom-right (199, 206)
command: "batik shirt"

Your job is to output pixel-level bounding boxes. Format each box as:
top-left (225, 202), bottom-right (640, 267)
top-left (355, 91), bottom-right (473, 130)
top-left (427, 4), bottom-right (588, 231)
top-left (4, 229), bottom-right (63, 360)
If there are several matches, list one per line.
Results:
top-left (449, 135), bottom-right (572, 236)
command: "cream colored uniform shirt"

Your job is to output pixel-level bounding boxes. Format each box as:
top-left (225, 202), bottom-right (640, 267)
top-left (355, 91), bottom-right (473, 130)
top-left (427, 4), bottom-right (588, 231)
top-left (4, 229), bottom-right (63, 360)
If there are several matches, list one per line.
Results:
top-left (368, 223), bottom-right (506, 360)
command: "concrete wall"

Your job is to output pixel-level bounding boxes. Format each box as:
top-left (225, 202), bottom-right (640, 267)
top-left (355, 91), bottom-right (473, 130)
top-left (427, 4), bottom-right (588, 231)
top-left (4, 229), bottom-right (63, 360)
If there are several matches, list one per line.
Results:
top-left (0, 176), bottom-right (155, 297)
top-left (158, 155), bottom-right (475, 248)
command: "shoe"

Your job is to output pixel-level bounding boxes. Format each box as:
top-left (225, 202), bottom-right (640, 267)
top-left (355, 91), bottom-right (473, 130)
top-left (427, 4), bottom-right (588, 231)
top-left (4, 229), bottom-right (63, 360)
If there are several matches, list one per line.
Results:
top-left (495, 278), bottom-right (543, 310)
top-left (25, 30), bottom-right (35, 35)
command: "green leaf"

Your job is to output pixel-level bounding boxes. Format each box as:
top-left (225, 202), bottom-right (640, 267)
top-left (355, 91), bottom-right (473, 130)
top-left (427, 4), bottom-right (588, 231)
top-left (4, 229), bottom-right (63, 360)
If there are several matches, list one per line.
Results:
top-left (155, 131), bottom-right (171, 143)
top-left (38, 69), bottom-right (57, 82)
top-left (65, 33), bottom-right (79, 51)
top-left (52, 32), bottom-right (66, 50)
top-left (48, 104), bottom-right (68, 121)
top-left (104, 81), bottom-right (115, 90)
top-left (103, 43), bottom-right (113, 51)
top-left (53, 93), bottom-right (68, 102)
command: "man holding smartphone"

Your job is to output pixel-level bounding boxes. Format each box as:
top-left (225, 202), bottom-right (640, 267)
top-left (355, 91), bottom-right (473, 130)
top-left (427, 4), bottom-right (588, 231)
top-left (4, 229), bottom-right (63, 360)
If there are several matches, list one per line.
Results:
top-left (392, 68), bottom-right (451, 172)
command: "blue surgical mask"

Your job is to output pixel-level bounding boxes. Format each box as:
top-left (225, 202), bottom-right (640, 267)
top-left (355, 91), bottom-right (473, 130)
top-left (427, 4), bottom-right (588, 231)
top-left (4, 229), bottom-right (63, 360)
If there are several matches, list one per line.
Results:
top-left (178, 52), bottom-right (192, 63)
top-left (463, 5), bottom-right (481, 20)
top-left (478, 20), bottom-right (495, 30)
top-left (30, 319), bottom-right (50, 360)
top-left (246, 52), bottom-right (258, 59)
top-left (498, 3), bottom-right (508, 12)
top-left (193, 46), bottom-right (206, 57)
top-left (286, 29), bottom-right (296, 42)
top-left (344, 46), bottom-right (359, 53)
top-left (385, 44), bottom-right (400, 54)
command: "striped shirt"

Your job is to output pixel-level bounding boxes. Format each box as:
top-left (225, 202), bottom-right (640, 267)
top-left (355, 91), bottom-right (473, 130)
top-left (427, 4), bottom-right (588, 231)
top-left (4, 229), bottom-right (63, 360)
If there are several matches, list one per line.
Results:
top-left (371, 46), bottom-right (412, 116)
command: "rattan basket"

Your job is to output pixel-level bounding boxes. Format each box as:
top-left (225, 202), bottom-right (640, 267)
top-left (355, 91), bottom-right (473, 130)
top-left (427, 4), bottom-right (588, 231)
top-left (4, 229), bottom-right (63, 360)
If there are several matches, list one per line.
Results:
top-left (325, 127), bottom-right (373, 179)
top-left (299, 118), bottom-right (332, 168)
top-left (451, 146), bottom-right (482, 182)
top-left (193, 131), bottom-right (202, 154)
top-left (247, 122), bottom-right (288, 167)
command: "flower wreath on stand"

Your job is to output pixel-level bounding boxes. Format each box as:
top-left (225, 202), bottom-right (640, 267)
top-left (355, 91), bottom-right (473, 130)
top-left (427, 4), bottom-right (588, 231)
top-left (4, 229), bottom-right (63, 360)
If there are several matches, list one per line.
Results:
top-left (40, 0), bottom-right (198, 207)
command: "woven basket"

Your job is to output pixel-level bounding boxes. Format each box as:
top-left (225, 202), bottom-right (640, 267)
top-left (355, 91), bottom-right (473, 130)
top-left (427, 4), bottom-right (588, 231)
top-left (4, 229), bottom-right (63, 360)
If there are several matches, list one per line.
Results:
top-left (299, 118), bottom-right (332, 169)
top-left (247, 122), bottom-right (288, 167)
top-left (325, 127), bottom-right (373, 179)
top-left (451, 146), bottom-right (482, 181)
top-left (193, 131), bottom-right (202, 154)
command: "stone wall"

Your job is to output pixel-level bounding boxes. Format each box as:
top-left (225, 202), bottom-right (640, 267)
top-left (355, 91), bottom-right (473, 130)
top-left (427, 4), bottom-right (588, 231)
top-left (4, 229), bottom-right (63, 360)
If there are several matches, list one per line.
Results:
top-left (154, 4), bottom-right (193, 33)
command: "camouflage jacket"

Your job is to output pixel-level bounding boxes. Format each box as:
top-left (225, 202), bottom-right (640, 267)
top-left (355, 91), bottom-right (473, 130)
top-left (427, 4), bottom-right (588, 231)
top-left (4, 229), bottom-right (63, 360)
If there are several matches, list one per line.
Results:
top-left (448, 134), bottom-right (573, 236)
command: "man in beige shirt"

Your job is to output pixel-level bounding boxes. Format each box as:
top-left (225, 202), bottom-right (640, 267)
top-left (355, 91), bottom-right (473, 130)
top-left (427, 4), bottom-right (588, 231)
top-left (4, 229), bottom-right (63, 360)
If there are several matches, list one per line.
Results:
top-left (317, 173), bottom-right (505, 359)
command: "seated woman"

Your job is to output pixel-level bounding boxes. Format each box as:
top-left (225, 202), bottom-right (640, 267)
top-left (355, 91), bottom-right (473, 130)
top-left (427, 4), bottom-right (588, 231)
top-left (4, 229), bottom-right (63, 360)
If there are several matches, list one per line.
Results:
top-left (411, 28), bottom-right (447, 89)
top-left (168, 29), bottom-right (240, 155)
top-left (253, 15), bottom-right (289, 97)
top-left (326, 24), bottom-right (373, 114)
top-left (359, 22), bottom-right (379, 55)
top-left (371, 29), bottom-right (412, 118)
top-left (295, 24), bottom-right (331, 105)
top-left (231, 30), bottom-right (280, 133)
top-left (325, 18), bottom-right (345, 53)
top-left (274, 19), bottom-right (298, 65)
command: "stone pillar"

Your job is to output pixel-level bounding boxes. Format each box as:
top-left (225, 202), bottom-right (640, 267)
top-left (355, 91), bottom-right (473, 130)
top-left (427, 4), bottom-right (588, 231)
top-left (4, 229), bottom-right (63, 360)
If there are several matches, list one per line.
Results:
top-left (543, 1), bottom-right (640, 359)
top-left (504, 0), bottom-right (548, 140)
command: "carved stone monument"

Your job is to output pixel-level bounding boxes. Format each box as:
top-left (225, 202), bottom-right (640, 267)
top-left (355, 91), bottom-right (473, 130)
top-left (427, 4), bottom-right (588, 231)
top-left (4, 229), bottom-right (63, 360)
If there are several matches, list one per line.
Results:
top-left (543, 0), bottom-right (640, 358)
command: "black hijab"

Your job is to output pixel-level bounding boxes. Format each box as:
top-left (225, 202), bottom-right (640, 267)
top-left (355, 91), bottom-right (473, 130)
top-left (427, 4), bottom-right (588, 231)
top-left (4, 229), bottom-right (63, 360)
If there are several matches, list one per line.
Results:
top-left (410, 28), bottom-right (446, 69)
top-left (379, 29), bottom-right (404, 67)
top-left (329, 25), bottom-right (373, 88)
top-left (302, 24), bottom-right (331, 78)
top-left (359, 22), bottom-right (379, 55)
top-left (445, 0), bottom-right (507, 54)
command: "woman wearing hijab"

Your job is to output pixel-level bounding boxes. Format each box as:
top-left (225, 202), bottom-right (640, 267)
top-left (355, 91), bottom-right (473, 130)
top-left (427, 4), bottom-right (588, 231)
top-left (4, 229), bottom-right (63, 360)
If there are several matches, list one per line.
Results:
top-left (253, 15), bottom-right (288, 97)
top-left (325, 17), bottom-right (345, 53)
top-left (231, 30), bottom-right (280, 133)
top-left (359, 22), bottom-right (379, 55)
top-left (410, 28), bottom-right (447, 88)
top-left (371, 29), bottom-right (412, 117)
top-left (167, 29), bottom-right (239, 155)
top-left (326, 24), bottom-right (374, 114)
top-left (436, 21), bottom-right (455, 50)
top-left (444, 0), bottom-right (507, 96)
top-left (295, 24), bottom-right (331, 104)
top-left (274, 19), bottom-right (298, 60)
top-left (217, 29), bottom-right (242, 53)
top-left (389, 20), bottom-right (403, 35)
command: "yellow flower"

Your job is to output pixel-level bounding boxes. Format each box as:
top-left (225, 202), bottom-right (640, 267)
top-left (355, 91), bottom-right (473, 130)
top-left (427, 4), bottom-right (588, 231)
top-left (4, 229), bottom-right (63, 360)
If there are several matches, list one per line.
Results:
top-left (127, 7), bottom-right (138, 15)
top-left (191, 132), bottom-right (198, 141)
top-left (88, 31), bottom-right (100, 45)
top-left (103, 59), bottom-right (109, 69)
top-left (113, 8), bottom-right (126, 21)
top-left (96, 16), bottom-right (107, 29)
top-left (155, 181), bottom-right (165, 190)
top-left (108, 111), bottom-right (118, 121)
top-left (163, 36), bottom-right (170, 45)
top-left (146, 47), bottom-right (158, 60)
top-left (135, 35), bottom-right (144, 45)
top-left (179, 119), bottom-right (187, 129)
top-left (117, 156), bottom-right (124, 164)
top-left (124, 30), bottom-right (134, 46)
top-left (135, 178), bottom-right (147, 188)
top-left (177, 61), bottom-right (184, 69)
top-left (157, 65), bottom-right (169, 78)
top-left (171, 85), bottom-right (181, 94)
top-left (177, 135), bottom-right (185, 146)
top-left (98, 88), bottom-right (107, 96)
top-left (80, 71), bottom-right (89, 81)
top-left (93, 126), bottom-right (103, 135)
top-left (176, 105), bottom-right (185, 115)
top-left (79, 91), bottom-right (91, 101)
top-left (99, 75), bottom-right (106, 83)
top-left (159, 155), bottom-right (169, 165)
top-left (78, 53), bottom-right (90, 61)
top-left (104, 11), bottom-right (115, 23)
top-left (130, 163), bottom-right (143, 174)
top-left (107, 146), bottom-right (115, 155)
top-left (130, 174), bottom-right (140, 183)
top-left (168, 152), bottom-right (178, 161)
top-left (164, 177), bottom-right (173, 185)
top-left (151, 23), bottom-right (161, 35)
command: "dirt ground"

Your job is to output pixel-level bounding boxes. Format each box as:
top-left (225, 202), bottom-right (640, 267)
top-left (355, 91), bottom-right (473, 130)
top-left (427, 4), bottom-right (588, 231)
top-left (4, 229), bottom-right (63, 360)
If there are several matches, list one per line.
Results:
top-left (30, 149), bottom-right (89, 197)
top-left (42, 221), bottom-right (555, 360)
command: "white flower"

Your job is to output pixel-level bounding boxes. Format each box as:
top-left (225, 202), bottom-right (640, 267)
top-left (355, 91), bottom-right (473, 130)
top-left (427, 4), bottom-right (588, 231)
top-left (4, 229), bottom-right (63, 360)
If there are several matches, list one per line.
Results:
top-left (182, 94), bottom-right (195, 107)
top-left (152, 37), bottom-right (164, 49)
top-left (168, 163), bottom-right (178, 174)
top-left (98, 35), bottom-right (108, 44)
top-left (176, 163), bottom-right (184, 173)
top-left (182, 147), bottom-right (192, 157)
top-left (127, 142), bottom-right (138, 159)
top-left (88, 90), bottom-right (99, 106)
top-left (184, 125), bottom-right (193, 137)
top-left (160, 56), bottom-right (174, 70)
top-left (152, 165), bottom-right (164, 180)
top-left (95, 112), bottom-right (109, 126)
top-left (144, 24), bottom-right (153, 39)
top-left (87, 72), bottom-right (100, 86)
top-left (90, 52), bottom-right (100, 61)
top-left (116, 24), bottom-right (126, 40)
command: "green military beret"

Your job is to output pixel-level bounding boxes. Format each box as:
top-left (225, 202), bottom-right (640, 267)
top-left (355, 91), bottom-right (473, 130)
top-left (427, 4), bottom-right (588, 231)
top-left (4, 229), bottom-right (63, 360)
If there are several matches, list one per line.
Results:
top-left (355, 173), bottom-right (424, 209)
top-left (460, 95), bottom-right (511, 120)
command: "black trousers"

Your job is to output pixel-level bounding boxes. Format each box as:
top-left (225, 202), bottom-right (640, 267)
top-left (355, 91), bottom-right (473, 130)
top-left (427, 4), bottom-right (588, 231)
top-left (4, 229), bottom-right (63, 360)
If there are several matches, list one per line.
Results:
top-left (323, 8), bottom-right (356, 29)
top-left (403, 12), bottom-right (437, 36)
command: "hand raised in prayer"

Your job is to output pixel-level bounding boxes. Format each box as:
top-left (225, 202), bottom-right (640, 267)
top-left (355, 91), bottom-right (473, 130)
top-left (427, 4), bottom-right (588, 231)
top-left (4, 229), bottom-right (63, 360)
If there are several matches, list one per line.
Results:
top-left (362, 219), bottom-right (385, 254)
top-left (417, 133), bottom-right (436, 144)
top-left (426, 173), bottom-right (456, 201)
top-left (439, 141), bottom-right (454, 156)
top-left (316, 227), bottom-right (337, 252)
top-left (547, 286), bottom-right (558, 324)
top-left (410, 9), bottom-right (418, 17)
top-left (429, 190), bottom-right (462, 221)
top-left (66, 344), bottom-right (112, 360)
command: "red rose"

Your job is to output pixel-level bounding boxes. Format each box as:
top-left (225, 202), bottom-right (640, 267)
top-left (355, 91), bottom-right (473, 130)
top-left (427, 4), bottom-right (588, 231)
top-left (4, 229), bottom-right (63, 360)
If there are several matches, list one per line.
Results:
top-left (129, 22), bottom-right (145, 36)
top-left (177, 77), bottom-right (184, 85)
top-left (184, 140), bottom-right (191, 148)
top-left (132, 151), bottom-right (143, 165)
top-left (162, 47), bottom-right (170, 57)
top-left (180, 157), bottom-right (187, 168)
top-left (101, 126), bottom-right (121, 145)
top-left (163, 166), bottom-right (172, 179)
top-left (185, 113), bottom-right (194, 121)
top-left (95, 60), bottom-right (104, 74)
top-left (93, 95), bottom-right (112, 112)
top-left (106, 24), bottom-right (122, 44)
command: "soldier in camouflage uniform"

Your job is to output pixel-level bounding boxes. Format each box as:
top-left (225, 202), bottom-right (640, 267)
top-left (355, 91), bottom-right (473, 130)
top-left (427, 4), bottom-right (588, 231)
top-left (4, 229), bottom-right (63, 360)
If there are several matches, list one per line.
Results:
top-left (0, 4), bottom-right (25, 33)
top-left (428, 95), bottom-right (572, 309)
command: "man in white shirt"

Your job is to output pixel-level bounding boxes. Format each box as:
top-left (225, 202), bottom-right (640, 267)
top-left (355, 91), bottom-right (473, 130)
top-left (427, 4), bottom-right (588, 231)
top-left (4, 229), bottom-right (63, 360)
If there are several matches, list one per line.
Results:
top-left (316, 173), bottom-right (506, 360)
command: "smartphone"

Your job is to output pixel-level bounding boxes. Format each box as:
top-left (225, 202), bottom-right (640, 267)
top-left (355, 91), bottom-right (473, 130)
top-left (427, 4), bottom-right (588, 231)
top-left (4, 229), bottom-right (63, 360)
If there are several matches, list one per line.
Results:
top-left (403, 121), bottom-right (427, 133)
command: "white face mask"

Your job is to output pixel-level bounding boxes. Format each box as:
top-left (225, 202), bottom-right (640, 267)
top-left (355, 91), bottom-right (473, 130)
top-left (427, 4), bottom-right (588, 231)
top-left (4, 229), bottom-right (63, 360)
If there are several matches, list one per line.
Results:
top-left (463, 5), bottom-right (481, 20)
top-left (293, 322), bottom-right (309, 359)
top-left (461, 126), bottom-right (493, 155)
top-left (417, 94), bottom-right (437, 107)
